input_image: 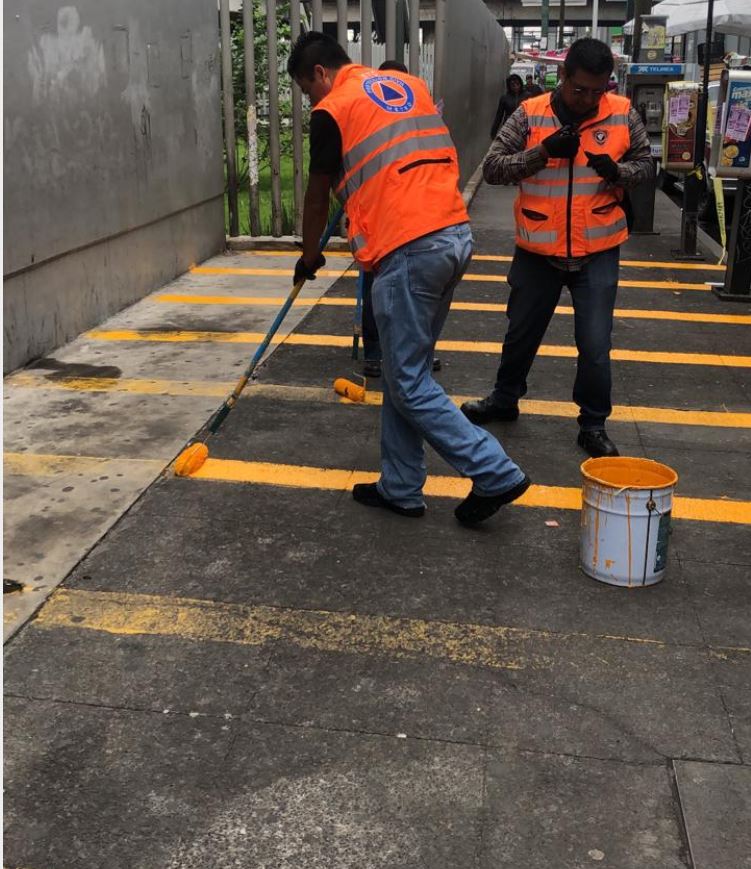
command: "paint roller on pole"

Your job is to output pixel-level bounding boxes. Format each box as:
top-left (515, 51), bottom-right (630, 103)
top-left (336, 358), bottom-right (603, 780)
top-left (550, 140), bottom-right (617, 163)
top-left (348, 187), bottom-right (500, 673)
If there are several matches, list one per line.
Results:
top-left (173, 207), bottom-right (344, 477)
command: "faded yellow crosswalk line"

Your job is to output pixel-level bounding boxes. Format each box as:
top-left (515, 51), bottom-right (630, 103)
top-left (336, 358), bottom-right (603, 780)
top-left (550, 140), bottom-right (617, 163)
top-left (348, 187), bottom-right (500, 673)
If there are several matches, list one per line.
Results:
top-left (155, 293), bottom-right (751, 326)
top-left (8, 374), bottom-right (751, 430)
top-left (86, 328), bottom-right (751, 368)
top-left (4, 452), bottom-right (164, 478)
top-left (187, 458), bottom-right (751, 525)
top-left (31, 589), bottom-right (751, 669)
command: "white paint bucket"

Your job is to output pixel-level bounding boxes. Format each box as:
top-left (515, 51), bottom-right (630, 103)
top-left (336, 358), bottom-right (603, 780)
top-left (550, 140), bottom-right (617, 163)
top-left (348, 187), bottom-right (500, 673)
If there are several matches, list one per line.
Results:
top-left (580, 457), bottom-right (679, 587)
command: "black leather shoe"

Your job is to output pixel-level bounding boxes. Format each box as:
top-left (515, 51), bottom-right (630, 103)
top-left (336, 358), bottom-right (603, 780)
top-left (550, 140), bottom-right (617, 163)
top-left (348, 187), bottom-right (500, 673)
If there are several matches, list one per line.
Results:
top-left (432, 357), bottom-right (442, 372)
top-left (455, 475), bottom-right (532, 526)
top-left (577, 429), bottom-right (619, 458)
top-left (363, 360), bottom-right (381, 378)
top-left (460, 396), bottom-right (519, 425)
top-left (352, 482), bottom-right (425, 518)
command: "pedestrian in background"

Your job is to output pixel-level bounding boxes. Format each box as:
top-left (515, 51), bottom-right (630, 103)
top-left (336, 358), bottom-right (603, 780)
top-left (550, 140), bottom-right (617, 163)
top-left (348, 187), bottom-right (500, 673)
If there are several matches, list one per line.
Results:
top-left (490, 73), bottom-right (524, 138)
top-left (462, 38), bottom-right (653, 458)
top-left (288, 32), bottom-right (529, 524)
top-left (523, 74), bottom-right (543, 98)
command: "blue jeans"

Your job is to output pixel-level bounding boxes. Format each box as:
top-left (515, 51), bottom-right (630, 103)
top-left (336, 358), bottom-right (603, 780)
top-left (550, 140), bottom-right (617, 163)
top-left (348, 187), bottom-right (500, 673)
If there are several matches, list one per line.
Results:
top-left (491, 246), bottom-right (620, 431)
top-left (371, 224), bottom-right (526, 509)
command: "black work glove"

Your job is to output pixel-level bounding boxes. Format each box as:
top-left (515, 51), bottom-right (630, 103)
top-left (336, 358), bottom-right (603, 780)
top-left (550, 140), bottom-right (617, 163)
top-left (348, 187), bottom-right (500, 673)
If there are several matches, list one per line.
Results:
top-left (541, 126), bottom-right (580, 159)
top-left (293, 253), bottom-right (326, 285)
top-left (585, 151), bottom-right (620, 183)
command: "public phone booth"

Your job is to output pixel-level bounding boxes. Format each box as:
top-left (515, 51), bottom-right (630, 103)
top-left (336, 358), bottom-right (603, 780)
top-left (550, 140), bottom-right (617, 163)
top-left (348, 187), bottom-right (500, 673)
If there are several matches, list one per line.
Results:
top-left (625, 62), bottom-right (685, 232)
top-left (709, 69), bottom-right (751, 299)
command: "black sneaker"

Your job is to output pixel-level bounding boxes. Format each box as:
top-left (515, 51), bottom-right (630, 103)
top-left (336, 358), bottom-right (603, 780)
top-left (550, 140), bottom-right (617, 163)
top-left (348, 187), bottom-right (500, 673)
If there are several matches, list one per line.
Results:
top-left (352, 482), bottom-right (425, 518)
top-left (363, 360), bottom-right (381, 378)
top-left (432, 357), bottom-right (442, 372)
top-left (454, 475), bottom-right (532, 526)
top-left (577, 429), bottom-right (619, 458)
top-left (460, 396), bottom-right (519, 425)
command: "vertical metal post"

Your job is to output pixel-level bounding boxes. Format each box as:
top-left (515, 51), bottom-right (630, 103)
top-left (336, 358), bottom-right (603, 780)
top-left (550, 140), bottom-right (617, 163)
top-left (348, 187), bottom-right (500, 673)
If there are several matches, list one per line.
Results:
top-left (713, 180), bottom-right (751, 299)
top-left (337, 0), bottom-right (348, 47)
top-left (624, 0), bottom-right (634, 56)
top-left (312, 0), bottom-right (323, 31)
top-left (558, 0), bottom-right (566, 49)
top-left (386, 0), bottom-right (397, 61)
top-left (434, 0), bottom-right (447, 101)
top-left (408, 0), bottom-right (419, 75)
top-left (592, 0), bottom-right (599, 35)
top-left (361, 0), bottom-right (373, 67)
top-left (679, 0), bottom-right (715, 257)
top-left (220, 0), bottom-right (238, 237)
top-left (243, 0), bottom-right (261, 237)
top-left (266, 1), bottom-right (283, 236)
top-left (290, 0), bottom-right (304, 236)
top-left (541, 0), bottom-right (550, 49)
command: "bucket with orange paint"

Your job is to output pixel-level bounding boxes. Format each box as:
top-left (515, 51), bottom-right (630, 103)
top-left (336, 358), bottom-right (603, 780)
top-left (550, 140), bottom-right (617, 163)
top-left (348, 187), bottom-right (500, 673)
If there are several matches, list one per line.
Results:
top-left (580, 457), bottom-right (678, 587)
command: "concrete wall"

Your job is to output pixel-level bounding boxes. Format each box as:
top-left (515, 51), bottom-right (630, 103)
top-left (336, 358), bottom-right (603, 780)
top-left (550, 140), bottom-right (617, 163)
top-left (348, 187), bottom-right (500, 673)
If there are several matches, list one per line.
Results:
top-left (435, 0), bottom-right (509, 187)
top-left (3, 0), bottom-right (225, 373)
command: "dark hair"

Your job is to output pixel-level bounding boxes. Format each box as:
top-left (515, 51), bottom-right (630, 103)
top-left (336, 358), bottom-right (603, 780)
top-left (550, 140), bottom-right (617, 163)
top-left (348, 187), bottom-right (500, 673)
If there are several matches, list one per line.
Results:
top-left (564, 38), bottom-right (614, 78)
top-left (287, 31), bottom-right (351, 79)
top-left (379, 60), bottom-right (408, 73)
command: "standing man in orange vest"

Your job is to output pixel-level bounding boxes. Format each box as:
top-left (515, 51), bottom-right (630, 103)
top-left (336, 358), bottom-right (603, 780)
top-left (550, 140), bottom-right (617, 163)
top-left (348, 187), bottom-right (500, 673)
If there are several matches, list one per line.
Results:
top-left (287, 32), bottom-right (529, 524)
top-left (461, 39), bottom-right (653, 458)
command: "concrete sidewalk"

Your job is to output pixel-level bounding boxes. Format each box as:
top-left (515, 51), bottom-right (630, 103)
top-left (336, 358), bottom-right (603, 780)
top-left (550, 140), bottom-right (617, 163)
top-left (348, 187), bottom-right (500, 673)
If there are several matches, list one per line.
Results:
top-left (4, 184), bottom-right (751, 869)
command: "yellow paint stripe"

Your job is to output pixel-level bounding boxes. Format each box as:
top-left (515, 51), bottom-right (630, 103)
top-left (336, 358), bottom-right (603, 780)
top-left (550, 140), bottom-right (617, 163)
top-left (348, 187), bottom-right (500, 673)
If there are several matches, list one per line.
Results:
top-left (8, 374), bottom-right (751, 429)
top-left (157, 292), bottom-right (751, 326)
top-left (248, 250), bottom-right (726, 271)
top-left (32, 588), bottom-right (751, 666)
top-left (86, 329), bottom-right (751, 368)
top-left (189, 458), bottom-right (751, 525)
top-left (36, 588), bottom-right (531, 670)
top-left (4, 452), bottom-right (163, 477)
top-left (190, 265), bottom-right (709, 292)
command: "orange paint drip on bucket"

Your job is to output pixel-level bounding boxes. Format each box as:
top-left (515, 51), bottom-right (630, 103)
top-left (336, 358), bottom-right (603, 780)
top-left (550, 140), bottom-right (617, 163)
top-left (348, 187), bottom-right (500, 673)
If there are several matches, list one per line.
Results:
top-left (580, 457), bottom-right (679, 588)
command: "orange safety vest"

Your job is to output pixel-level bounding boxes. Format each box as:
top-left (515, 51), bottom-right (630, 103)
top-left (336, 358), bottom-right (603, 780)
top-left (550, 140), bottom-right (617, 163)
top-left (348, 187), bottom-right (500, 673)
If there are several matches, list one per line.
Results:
top-left (316, 64), bottom-right (468, 269)
top-left (516, 91), bottom-right (632, 258)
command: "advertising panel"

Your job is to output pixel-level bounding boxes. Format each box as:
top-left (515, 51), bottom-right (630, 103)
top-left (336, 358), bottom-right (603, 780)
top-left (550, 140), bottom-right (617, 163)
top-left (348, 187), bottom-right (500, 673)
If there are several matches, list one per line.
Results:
top-left (662, 82), bottom-right (699, 172)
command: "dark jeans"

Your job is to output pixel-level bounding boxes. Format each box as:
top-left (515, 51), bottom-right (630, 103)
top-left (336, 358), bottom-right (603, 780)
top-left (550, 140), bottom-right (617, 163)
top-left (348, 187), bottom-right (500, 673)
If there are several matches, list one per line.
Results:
top-left (491, 246), bottom-right (620, 431)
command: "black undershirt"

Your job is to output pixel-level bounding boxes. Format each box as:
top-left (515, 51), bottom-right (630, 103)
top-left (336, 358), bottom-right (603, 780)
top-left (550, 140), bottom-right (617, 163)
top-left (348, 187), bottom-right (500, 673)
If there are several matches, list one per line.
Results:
top-left (309, 110), bottom-right (343, 177)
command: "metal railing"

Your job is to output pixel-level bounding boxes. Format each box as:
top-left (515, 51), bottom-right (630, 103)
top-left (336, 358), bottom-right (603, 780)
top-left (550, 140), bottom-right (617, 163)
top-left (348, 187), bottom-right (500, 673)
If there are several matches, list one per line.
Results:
top-left (220, 0), bottom-right (508, 238)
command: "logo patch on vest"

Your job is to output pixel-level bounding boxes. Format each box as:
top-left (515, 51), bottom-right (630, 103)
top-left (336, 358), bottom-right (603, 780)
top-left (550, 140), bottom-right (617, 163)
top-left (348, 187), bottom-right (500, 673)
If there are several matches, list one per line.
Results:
top-left (593, 129), bottom-right (608, 145)
top-left (363, 76), bottom-right (415, 113)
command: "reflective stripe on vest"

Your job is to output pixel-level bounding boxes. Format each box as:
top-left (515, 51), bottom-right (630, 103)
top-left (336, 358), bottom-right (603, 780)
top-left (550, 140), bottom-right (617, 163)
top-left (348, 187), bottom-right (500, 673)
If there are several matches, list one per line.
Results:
top-left (526, 115), bottom-right (559, 128)
top-left (351, 234), bottom-right (367, 253)
top-left (342, 114), bottom-right (445, 175)
top-left (518, 226), bottom-right (558, 244)
top-left (519, 180), bottom-right (610, 198)
top-left (338, 131), bottom-right (455, 203)
top-left (584, 216), bottom-right (628, 239)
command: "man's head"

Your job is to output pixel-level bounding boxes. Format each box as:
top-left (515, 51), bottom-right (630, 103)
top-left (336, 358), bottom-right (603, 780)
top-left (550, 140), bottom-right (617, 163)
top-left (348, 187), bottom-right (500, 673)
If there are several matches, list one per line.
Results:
top-left (560, 38), bottom-right (614, 116)
top-left (287, 31), bottom-right (351, 105)
top-left (526, 75), bottom-right (534, 85)
top-left (379, 60), bottom-right (408, 73)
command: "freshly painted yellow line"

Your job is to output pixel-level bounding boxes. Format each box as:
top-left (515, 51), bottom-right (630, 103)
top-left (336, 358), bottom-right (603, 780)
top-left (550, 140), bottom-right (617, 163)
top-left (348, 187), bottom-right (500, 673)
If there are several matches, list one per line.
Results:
top-left (4, 452), bottom-right (163, 477)
top-left (8, 373), bottom-right (751, 429)
top-left (86, 329), bottom-right (751, 369)
top-left (190, 265), bottom-right (710, 292)
top-left (191, 266), bottom-right (359, 279)
top-left (188, 458), bottom-right (751, 525)
top-left (157, 292), bottom-right (751, 326)
top-left (31, 589), bottom-right (751, 666)
top-left (248, 250), bottom-right (726, 272)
